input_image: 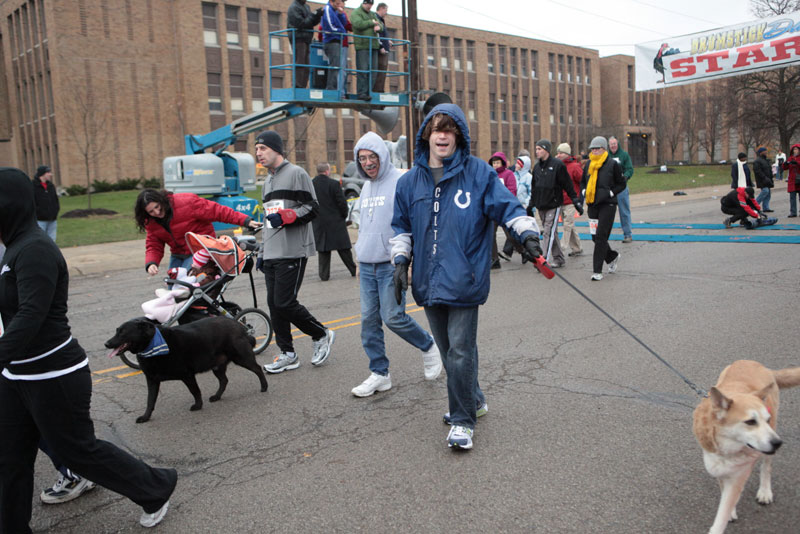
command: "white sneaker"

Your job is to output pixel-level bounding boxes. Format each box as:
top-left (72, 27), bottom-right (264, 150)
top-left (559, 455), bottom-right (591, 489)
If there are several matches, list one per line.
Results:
top-left (140, 500), bottom-right (169, 528)
top-left (311, 329), bottom-right (335, 366)
top-left (422, 342), bottom-right (442, 380)
top-left (591, 273), bottom-right (603, 281)
top-left (351, 372), bottom-right (392, 397)
top-left (40, 474), bottom-right (96, 504)
top-left (447, 425), bottom-right (474, 449)
top-left (608, 253), bottom-right (620, 274)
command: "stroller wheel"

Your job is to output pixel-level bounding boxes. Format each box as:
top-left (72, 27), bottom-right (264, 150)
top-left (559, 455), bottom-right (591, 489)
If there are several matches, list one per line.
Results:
top-left (235, 308), bottom-right (273, 355)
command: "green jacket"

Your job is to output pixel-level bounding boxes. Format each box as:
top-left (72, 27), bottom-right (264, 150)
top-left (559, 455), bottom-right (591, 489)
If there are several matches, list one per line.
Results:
top-left (609, 148), bottom-right (634, 182)
top-left (351, 6), bottom-right (382, 50)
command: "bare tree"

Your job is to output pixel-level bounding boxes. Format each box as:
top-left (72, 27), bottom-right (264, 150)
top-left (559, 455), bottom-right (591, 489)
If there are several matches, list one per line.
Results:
top-left (680, 95), bottom-right (699, 162)
top-left (59, 60), bottom-right (109, 209)
top-left (751, 0), bottom-right (800, 17)
top-left (697, 84), bottom-right (729, 162)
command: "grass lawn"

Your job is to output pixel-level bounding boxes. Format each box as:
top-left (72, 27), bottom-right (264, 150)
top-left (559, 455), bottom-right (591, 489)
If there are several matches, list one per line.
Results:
top-left (56, 164), bottom-right (732, 248)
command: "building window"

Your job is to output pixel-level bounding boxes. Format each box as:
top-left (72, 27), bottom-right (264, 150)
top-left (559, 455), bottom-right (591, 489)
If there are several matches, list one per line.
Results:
top-left (326, 139), bottom-right (338, 164)
top-left (585, 59), bottom-right (591, 84)
top-left (230, 74), bottom-right (244, 112)
top-left (225, 5), bottom-right (240, 46)
top-left (549, 97), bottom-right (555, 125)
top-left (207, 72), bottom-right (223, 112)
top-left (295, 139), bottom-right (306, 166)
top-left (490, 93), bottom-right (496, 121)
top-left (251, 75), bottom-right (264, 111)
top-left (533, 96), bottom-right (539, 123)
top-left (578, 99), bottom-right (583, 124)
top-left (202, 3), bottom-right (218, 46)
top-left (557, 54), bottom-right (564, 81)
top-left (512, 95), bottom-right (518, 122)
top-left (323, 108), bottom-right (335, 117)
top-left (587, 100), bottom-right (592, 124)
top-left (510, 48), bottom-right (517, 76)
top-left (548, 53), bottom-right (554, 81)
top-left (501, 93), bottom-right (507, 121)
top-left (440, 36), bottom-right (449, 68)
top-left (247, 8), bottom-right (261, 49)
top-left (522, 96), bottom-right (528, 123)
top-left (487, 44), bottom-right (495, 74)
top-left (453, 38), bottom-right (462, 70)
top-left (268, 11), bottom-right (282, 52)
top-left (388, 28), bottom-right (398, 63)
top-left (559, 98), bottom-right (564, 124)
top-left (427, 34), bottom-right (436, 67)
top-left (466, 40), bottom-right (475, 72)
top-left (456, 89), bottom-right (464, 107)
top-left (498, 45), bottom-right (505, 75)
top-left (576, 57), bottom-right (582, 84)
top-left (531, 50), bottom-right (538, 79)
top-left (468, 90), bottom-right (476, 120)
top-left (567, 55), bottom-right (573, 82)
top-left (627, 65), bottom-right (633, 90)
top-left (520, 49), bottom-right (528, 79)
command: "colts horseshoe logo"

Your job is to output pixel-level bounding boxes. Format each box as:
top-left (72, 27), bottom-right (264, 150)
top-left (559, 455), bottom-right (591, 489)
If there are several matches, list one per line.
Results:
top-left (454, 189), bottom-right (471, 209)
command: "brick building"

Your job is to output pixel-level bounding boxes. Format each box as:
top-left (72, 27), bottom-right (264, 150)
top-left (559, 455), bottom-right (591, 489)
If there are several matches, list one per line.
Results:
top-left (2, 0), bottom-right (643, 187)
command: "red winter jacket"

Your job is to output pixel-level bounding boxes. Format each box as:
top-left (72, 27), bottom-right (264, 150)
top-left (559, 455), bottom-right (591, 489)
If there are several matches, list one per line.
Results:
top-left (489, 152), bottom-right (517, 196)
top-left (144, 193), bottom-right (250, 269)
top-left (561, 156), bottom-right (583, 205)
top-left (782, 143), bottom-right (800, 193)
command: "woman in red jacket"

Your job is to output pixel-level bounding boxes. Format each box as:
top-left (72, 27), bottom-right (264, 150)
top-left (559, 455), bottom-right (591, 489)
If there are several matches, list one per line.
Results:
top-left (783, 143), bottom-right (800, 217)
top-left (135, 189), bottom-right (261, 275)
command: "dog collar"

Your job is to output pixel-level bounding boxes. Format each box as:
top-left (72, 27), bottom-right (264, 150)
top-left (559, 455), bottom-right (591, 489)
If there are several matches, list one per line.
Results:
top-left (138, 327), bottom-right (169, 358)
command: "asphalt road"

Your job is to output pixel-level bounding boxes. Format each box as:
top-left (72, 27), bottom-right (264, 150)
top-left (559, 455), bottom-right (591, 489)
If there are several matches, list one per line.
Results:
top-left (29, 188), bottom-right (800, 533)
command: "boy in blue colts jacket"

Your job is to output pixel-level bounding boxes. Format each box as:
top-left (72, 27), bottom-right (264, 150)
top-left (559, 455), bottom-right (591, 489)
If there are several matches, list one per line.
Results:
top-left (390, 104), bottom-right (542, 450)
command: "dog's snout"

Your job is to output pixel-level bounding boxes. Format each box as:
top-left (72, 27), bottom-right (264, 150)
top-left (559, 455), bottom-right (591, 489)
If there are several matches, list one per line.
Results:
top-left (771, 438), bottom-right (783, 451)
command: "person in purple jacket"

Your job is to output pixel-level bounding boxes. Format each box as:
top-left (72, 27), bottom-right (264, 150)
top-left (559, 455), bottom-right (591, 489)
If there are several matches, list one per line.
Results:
top-left (488, 152), bottom-right (519, 269)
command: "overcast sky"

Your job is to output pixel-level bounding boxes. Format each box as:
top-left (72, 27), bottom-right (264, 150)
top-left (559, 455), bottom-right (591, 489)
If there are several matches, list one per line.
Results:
top-left (380, 0), bottom-right (758, 57)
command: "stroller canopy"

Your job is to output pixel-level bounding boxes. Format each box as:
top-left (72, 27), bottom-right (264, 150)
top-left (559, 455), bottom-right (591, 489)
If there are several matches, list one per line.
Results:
top-left (185, 232), bottom-right (247, 276)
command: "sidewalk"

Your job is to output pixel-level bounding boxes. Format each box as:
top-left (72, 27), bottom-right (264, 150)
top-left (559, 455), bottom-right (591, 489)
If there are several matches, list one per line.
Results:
top-left (61, 186), bottom-right (724, 277)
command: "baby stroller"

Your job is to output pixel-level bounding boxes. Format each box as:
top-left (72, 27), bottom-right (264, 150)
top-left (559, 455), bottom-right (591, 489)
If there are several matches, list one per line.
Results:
top-left (119, 232), bottom-right (273, 369)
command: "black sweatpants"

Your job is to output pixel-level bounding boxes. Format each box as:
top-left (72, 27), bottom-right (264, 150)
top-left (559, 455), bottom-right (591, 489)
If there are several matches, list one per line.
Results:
top-left (317, 249), bottom-right (357, 281)
top-left (588, 203), bottom-right (619, 274)
top-left (721, 205), bottom-right (750, 225)
top-left (0, 366), bottom-right (177, 533)
top-left (264, 257), bottom-right (327, 353)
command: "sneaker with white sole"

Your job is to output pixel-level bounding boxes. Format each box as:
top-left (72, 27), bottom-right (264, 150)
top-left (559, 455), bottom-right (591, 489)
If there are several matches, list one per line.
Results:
top-left (351, 372), bottom-right (392, 397)
top-left (311, 329), bottom-right (335, 366)
top-left (140, 500), bottom-right (170, 528)
top-left (264, 352), bottom-right (299, 374)
top-left (40, 474), bottom-right (96, 504)
top-left (591, 273), bottom-right (603, 281)
top-left (422, 342), bottom-right (442, 380)
top-left (447, 425), bottom-right (474, 449)
top-left (443, 402), bottom-right (488, 425)
top-left (608, 253), bottom-right (620, 274)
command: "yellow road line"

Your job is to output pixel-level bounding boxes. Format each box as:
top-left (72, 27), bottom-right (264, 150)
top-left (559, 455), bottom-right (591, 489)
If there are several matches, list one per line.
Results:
top-left (116, 370), bottom-right (143, 378)
top-left (92, 365), bottom-right (129, 374)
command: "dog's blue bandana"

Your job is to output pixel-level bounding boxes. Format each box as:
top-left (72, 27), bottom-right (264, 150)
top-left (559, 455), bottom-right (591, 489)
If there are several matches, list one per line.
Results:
top-left (138, 328), bottom-right (169, 358)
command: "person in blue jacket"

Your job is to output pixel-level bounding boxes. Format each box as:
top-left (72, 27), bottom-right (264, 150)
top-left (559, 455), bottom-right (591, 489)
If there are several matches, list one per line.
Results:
top-left (390, 104), bottom-right (542, 450)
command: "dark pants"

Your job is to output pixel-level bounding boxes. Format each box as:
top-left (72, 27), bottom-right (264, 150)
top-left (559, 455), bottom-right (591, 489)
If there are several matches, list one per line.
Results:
top-left (318, 249), bottom-right (357, 281)
top-left (356, 48), bottom-right (377, 97)
top-left (323, 40), bottom-right (341, 91)
top-left (588, 203), bottom-right (619, 274)
top-left (294, 40), bottom-right (311, 88)
top-left (373, 51), bottom-right (389, 93)
top-left (264, 257), bottom-right (327, 353)
top-left (0, 366), bottom-right (177, 533)
top-left (722, 205), bottom-right (750, 225)
top-left (424, 305), bottom-right (484, 429)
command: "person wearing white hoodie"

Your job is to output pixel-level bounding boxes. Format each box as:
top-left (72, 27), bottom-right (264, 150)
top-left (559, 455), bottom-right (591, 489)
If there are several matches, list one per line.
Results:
top-left (350, 132), bottom-right (443, 398)
top-left (500, 155), bottom-right (532, 262)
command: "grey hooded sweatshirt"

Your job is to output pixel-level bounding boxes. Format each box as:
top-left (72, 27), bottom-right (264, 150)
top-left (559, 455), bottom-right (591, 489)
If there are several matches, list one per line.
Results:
top-left (353, 132), bottom-right (405, 264)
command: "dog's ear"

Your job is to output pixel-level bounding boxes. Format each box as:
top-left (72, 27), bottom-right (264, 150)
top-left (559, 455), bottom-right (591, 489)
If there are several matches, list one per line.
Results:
top-left (709, 387), bottom-right (732, 412)
top-left (754, 381), bottom-right (776, 403)
top-left (137, 319), bottom-right (155, 337)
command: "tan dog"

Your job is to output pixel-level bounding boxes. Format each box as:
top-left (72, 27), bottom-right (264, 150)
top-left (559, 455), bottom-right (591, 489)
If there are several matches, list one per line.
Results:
top-left (693, 360), bottom-right (800, 534)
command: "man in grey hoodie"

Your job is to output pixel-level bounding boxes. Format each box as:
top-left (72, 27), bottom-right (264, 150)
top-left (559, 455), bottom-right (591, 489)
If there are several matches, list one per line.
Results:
top-left (254, 130), bottom-right (335, 374)
top-left (350, 132), bottom-right (442, 397)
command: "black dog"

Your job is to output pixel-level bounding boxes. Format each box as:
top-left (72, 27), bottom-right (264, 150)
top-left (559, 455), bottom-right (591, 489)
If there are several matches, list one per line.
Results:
top-left (105, 317), bottom-right (268, 423)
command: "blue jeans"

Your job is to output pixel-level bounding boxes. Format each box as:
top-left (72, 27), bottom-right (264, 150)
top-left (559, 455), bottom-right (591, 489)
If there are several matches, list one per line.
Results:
top-left (756, 187), bottom-right (771, 211)
top-left (790, 191), bottom-right (798, 216)
top-left (617, 187), bottom-right (632, 237)
top-left (37, 220), bottom-right (57, 242)
top-left (356, 48), bottom-right (377, 97)
top-left (168, 255), bottom-right (193, 271)
top-left (360, 262), bottom-right (434, 376)
top-left (424, 305), bottom-right (485, 429)
top-left (323, 40), bottom-right (342, 91)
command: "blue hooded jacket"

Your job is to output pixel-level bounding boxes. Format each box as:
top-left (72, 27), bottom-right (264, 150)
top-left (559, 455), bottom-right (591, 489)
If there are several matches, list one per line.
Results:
top-left (390, 104), bottom-right (538, 307)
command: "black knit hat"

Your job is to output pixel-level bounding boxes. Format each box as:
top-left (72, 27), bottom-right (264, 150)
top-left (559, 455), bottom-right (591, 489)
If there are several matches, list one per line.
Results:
top-left (255, 131), bottom-right (284, 155)
top-left (34, 165), bottom-right (51, 179)
top-left (535, 139), bottom-right (552, 154)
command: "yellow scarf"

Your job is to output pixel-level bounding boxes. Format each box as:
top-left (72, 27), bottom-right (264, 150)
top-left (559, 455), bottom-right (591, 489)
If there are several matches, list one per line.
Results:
top-left (585, 151), bottom-right (608, 204)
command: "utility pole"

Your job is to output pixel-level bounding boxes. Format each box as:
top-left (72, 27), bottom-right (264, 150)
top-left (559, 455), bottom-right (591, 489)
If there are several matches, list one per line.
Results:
top-left (402, 0), bottom-right (420, 166)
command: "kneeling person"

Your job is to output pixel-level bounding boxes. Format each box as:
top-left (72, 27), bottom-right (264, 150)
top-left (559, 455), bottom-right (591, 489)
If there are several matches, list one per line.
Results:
top-left (721, 186), bottom-right (765, 229)
top-left (351, 132), bottom-right (442, 397)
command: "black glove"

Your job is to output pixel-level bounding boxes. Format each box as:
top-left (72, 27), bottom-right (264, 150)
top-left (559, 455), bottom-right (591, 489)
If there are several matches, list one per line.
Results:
top-left (393, 257), bottom-right (409, 305)
top-left (256, 258), bottom-right (265, 273)
top-left (526, 205), bottom-right (535, 217)
top-left (316, 7), bottom-right (324, 15)
top-left (266, 212), bottom-right (284, 228)
top-left (521, 235), bottom-right (542, 263)
top-left (790, 160), bottom-right (798, 166)
top-left (574, 202), bottom-right (584, 216)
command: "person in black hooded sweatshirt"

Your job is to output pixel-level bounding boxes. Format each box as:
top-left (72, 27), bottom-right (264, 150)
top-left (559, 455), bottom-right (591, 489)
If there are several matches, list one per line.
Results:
top-left (0, 168), bottom-right (177, 531)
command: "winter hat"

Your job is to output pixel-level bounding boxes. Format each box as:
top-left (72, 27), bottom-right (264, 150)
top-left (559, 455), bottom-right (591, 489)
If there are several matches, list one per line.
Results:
top-left (34, 165), bottom-right (51, 180)
top-left (535, 139), bottom-right (552, 154)
top-left (556, 143), bottom-right (572, 155)
top-left (255, 130), bottom-right (284, 155)
top-left (756, 147), bottom-right (767, 155)
top-left (589, 136), bottom-right (608, 150)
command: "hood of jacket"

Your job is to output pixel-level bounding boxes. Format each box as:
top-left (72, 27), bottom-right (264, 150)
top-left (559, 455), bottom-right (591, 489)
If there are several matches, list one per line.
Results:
top-left (791, 143), bottom-right (800, 158)
top-left (489, 151), bottom-right (509, 170)
top-left (515, 155), bottom-right (531, 176)
top-left (354, 131), bottom-right (401, 183)
top-left (414, 103), bottom-right (471, 175)
top-left (0, 167), bottom-right (37, 247)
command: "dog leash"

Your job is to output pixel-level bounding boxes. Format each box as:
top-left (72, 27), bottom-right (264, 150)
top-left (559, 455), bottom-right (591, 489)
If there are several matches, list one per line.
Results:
top-left (534, 260), bottom-right (708, 398)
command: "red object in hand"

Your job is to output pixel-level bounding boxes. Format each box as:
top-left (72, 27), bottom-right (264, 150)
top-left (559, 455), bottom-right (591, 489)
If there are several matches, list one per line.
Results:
top-left (533, 257), bottom-right (555, 279)
top-left (278, 209), bottom-right (297, 225)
